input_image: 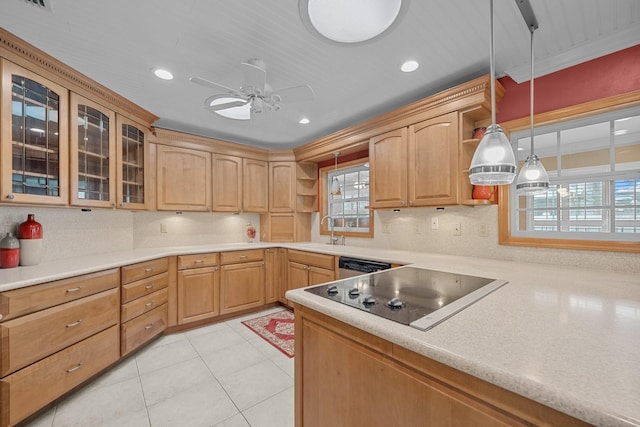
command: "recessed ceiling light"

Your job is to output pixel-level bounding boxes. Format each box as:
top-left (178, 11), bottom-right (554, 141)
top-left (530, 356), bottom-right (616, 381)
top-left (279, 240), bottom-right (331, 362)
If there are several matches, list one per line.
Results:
top-left (153, 69), bottom-right (174, 80)
top-left (300, 0), bottom-right (405, 44)
top-left (299, 118), bottom-right (310, 124)
top-left (401, 60), bottom-right (419, 72)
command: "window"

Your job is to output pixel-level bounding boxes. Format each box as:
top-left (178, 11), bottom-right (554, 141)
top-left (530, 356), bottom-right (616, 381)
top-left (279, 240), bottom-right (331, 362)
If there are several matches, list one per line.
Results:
top-left (507, 106), bottom-right (640, 245)
top-left (320, 160), bottom-right (373, 237)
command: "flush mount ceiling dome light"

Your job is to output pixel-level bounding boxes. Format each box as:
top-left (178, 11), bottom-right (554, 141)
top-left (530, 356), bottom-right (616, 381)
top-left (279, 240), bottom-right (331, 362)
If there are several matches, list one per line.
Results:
top-left (300, 0), bottom-right (405, 44)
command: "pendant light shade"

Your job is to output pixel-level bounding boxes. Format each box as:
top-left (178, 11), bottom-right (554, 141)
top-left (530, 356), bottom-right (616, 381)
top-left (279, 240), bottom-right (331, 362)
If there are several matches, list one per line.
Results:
top-left (516, 24), bottom-right (550, 195)
top-left (469, 0), bottom-right (517, 186)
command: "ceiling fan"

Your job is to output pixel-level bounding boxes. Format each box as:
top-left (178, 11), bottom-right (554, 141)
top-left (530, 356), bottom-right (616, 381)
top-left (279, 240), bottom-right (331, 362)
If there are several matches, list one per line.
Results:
top-left (190, 58), bottom-right (315, 120)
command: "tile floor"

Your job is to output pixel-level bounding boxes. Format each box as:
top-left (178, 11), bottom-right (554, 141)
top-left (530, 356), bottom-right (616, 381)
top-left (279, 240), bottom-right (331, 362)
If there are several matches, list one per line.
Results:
top-left (25, 307), bottom-right (295, 427)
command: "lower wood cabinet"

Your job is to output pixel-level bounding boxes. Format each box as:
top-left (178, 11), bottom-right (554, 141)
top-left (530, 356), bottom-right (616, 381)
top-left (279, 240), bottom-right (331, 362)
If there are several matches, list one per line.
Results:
top-left (120, 304), bottom-right (168, 356)
top-left (220, 250), bottom-right (265, 315)
top-left (295, 307), bottom-right (590, 427)
top-left (264, 248), bottom-right (280, 303)
top-left (284, 249), bottom-right (335, 304)
top-left (177, 265), bottom-right (220, 324)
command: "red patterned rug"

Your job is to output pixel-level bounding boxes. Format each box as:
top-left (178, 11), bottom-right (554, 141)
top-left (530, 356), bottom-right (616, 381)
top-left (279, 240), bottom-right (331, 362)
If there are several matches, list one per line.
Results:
top-left (242, 309), bottom-right (295, 358)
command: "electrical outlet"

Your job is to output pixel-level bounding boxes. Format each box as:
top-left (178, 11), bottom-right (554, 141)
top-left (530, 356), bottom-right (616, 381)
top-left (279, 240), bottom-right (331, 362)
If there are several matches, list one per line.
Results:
top-left (453, 222), bottom-right (461, 236)
top-left (431, 217), bottom-right (439, 230)
top-left (479, 223), bottom-right (489, 237)
top-left (160, 223), bottom-right (168, 233)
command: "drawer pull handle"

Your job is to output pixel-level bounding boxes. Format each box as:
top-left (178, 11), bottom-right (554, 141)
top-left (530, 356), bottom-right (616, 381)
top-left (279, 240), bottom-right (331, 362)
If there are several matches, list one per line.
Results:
top-left (67, 363), bottom-right (83, 373)
top-left (194, 259), bottom-right (204, 263)
top-left (145, 302), bottom-right (154, 308)
top-left (66, 287), bottom-right (82, 293)
top-left (145, 284), bottom-right (154, 290)
top-left (144, 267), bottom-right (154, 272)
top-left (145, 324), bottom-right (154, 330)
top-left (66, 320), bottom-right (82, 328)
top-left (239, 255), bottom-right (248, 259)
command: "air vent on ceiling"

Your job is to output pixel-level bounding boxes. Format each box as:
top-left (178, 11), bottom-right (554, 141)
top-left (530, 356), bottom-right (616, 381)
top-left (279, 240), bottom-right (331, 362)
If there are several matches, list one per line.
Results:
top-left (21, 0), bottom-right (53, 12)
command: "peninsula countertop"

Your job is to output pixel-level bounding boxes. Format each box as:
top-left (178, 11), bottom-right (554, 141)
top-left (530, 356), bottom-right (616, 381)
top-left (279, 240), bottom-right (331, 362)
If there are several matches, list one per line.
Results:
top-left (1, 242), bottom-right (638, 426)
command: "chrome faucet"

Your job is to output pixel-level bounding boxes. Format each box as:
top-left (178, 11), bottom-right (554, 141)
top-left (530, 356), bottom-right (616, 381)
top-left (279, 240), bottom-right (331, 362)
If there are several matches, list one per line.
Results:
top-left (320, 215), bottom-right (339, 245)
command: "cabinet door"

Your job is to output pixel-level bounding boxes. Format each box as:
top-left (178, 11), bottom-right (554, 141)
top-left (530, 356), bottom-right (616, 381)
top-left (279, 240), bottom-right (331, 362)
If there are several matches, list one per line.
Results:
top-left (156, 145), bottom-right (211, 211)
top-left (264, 248), bottom-right (279, 303)
top-left (212, 154), bottom-right (242, 212)
top-left (116, 116), bottom-right (149, 210)
top-left (0, 59), bottom-right (69, 205)
top-left (70, 94), bottom-right (116, 207)
top-left (177, 266), bottom-right (219, 324)
top-left (243, 158), bottom-right (268, 212)
top-left (308, 267), bottom-right (335, 286)
top-left (219, 261), bottom-right (265, 315)
top-left (269, 162), bottom-right (296, 212)
top-left (408, 112), bottom-right (459, 206)
top-left (369, 128), bottom-right (408, 208)
top-left (287, 261), bottom-right (310, 293)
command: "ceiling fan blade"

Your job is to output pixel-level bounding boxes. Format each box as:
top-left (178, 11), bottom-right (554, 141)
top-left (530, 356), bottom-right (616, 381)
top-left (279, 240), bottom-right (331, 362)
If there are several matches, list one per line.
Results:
top-left (240, 61), bottom-right (267, 94)
top-left (274, 85), bottom-right (315, 103)
top-left (190, 76), bottom-right (245, 97)
top-left (205, 99), bottom-right (249, 111)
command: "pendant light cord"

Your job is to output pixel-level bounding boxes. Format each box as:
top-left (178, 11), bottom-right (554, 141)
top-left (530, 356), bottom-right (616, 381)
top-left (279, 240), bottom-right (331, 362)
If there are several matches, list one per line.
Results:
top-left (529, 26), bottom-right (535, 155)
top-left (490, 0), bottom-right (496, 125)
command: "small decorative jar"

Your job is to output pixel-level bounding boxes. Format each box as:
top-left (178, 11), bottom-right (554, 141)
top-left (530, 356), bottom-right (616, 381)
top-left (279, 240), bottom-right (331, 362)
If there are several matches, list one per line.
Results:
top-left (246, 224), bottom-right (256, 243)
top-left (472, 185), bottom-right (496, 201)
top-left (18, 214), bottom-right (43, 266)
top-left (472, 127), bottom-right (487, 139)
top-left (0, 232), bottom-right (20, 268)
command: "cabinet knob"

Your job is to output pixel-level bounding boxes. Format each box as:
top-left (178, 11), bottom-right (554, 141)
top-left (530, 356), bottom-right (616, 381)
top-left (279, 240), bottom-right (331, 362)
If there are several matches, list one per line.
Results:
top-left (214, 266), bottom-right (219, 271)
top-left (400, 201), bottom-right (405, 205)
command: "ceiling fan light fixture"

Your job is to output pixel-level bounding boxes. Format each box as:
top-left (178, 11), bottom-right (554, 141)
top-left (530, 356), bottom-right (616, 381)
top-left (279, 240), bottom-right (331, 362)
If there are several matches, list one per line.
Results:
top-left (206, 96), bottom-right (251, 120)
top-left (300, 0), bottom-right (405, 44)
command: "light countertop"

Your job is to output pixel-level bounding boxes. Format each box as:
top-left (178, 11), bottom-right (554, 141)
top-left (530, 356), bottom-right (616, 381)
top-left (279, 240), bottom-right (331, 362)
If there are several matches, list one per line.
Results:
top-left (1, 242), bottom-right (639, 426)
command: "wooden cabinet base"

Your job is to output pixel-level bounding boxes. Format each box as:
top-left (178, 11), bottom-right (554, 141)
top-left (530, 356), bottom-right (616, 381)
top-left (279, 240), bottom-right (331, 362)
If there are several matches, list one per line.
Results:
top-left (120, 304), bottom-right (167, 356)
top-left (0, 326), bottom-right (119, 427)
top-left (294, 306), bottom-right (590, 427)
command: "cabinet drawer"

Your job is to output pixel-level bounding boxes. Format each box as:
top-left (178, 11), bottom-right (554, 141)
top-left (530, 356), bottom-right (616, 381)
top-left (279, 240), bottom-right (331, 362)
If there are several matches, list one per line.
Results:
top-left (287, 250), bottom-right (335, 270)
top-left (0, 325), bottom-right (119, 427)
top-left (121, 258), bottom-right (169, 285)
top-left (0, 288), bottom-right (119, 377)
top-left (121, 303), bottom-right (167, 356)
top-left (121, 271), bottom-right (168, 304)
top-left (0, 269), bottom-right (119, 322)
top-left (220, 249), bottom-right (264, 265)
top-left (121, 288), bottom-right (168, 323)
top-left (178, 253), bottom-right (219, 270)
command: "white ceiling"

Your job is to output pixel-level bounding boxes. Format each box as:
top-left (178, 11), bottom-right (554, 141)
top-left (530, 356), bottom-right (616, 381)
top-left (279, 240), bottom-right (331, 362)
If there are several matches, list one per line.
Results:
top-left (1, 0), bottom-right (639, 150)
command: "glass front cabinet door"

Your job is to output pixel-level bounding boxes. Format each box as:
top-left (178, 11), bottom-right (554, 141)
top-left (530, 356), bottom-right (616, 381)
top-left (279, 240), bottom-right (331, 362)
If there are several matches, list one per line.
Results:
top-left (1, 59), bottom-right (69, 205)
top-left (70, 93), bottom-right (116, 207)
top-left (116, 116), bottom-right (149, 210)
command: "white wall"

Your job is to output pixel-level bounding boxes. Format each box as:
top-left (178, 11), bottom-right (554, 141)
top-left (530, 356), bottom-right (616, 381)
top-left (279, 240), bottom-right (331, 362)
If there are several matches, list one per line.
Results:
top-left (311, 206), bottom-right (640, 274)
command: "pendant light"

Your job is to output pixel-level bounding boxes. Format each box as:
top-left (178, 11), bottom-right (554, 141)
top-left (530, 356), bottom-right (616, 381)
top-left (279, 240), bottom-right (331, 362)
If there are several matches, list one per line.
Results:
top-left (330, 152), bottom-right (342, 196)
top-left (469, 0), bottom-right (517, 185)
top-left (515, 26), bottom-right (550, 195)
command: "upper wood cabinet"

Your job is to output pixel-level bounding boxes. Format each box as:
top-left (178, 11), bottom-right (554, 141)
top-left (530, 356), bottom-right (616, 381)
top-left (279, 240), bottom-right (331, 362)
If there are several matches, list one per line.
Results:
top-left (212, 154), bottom-right (242, 212)
top-left (242, 158), bottom-right (268, 213)
top-left (116, 116), bottom-right (150, 210)
top-left (212, 155), bottom-right (268, 213)
top-left (269, 161), bottom-right (296, 212)
top-left (70, 94), bottom-right (116, 208)
top-left (0, 59), bottom-right (69, 205)
top-left (370, 112), bottom-right (459, 208)
top-left (156, 144), bottom-right (211, 211)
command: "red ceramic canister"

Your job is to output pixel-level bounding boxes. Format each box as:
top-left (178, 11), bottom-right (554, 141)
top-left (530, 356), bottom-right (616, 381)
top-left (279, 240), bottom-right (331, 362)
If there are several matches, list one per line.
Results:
top-left (0, 232), bottom-right (20, 268)
top-left (18, 214), bottom-right (43, 266)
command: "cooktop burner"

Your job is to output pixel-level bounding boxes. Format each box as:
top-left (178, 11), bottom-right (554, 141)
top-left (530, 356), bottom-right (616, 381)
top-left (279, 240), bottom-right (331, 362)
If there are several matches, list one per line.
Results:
top-left (305, 266), bottom-right (507, 331)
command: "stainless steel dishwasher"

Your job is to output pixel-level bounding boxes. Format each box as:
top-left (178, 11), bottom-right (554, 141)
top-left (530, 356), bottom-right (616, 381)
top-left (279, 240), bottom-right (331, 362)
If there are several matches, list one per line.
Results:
top-left (338, 256), bottom-right (392, 279)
